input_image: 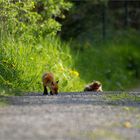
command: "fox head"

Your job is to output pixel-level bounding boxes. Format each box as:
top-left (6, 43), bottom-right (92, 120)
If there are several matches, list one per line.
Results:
top-left (50, 80), bottom-right (59, 95)
top-left (91, 81), bottom-right (102, 90)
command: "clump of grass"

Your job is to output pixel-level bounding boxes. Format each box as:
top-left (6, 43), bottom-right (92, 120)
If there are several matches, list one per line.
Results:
top-left (83, 129), bottom-right (125, 140)
top-left (0, 94), bottom-right (9, 106)
top-left (0, 101), bottom-right (8, 107)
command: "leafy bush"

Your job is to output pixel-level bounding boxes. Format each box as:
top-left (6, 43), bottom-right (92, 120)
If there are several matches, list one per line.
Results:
top-left (0, 0), bottom-right (72, 41)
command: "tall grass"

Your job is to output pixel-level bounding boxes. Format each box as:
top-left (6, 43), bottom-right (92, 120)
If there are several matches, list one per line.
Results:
top-left (0, 37), bottom-right (85, 94)
top-left (0, 30), bottom-right (140, 95)
top-left (71, 30), bottom-right (140, 90)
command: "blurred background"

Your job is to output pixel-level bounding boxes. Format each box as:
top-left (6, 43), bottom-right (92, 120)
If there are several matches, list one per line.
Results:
top-left (0, 0), bottom-right (140, 95)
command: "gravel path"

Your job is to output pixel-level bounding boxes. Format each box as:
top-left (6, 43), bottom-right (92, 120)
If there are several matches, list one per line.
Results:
top-left (0, 92), bottom-right (140, 140)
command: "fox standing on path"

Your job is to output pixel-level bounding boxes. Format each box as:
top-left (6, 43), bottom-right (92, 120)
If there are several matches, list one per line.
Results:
top-left (42, 72), bottom-right (59, 95)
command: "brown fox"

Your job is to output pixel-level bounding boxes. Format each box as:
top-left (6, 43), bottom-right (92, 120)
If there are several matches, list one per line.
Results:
top-left (42, 72), bottom-right (59, 95)
top-left (84, 81), bottom-right (103, 92)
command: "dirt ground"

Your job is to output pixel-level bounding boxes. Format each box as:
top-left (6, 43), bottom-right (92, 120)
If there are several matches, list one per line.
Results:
top-left (0, 92), bottom-right (140, 140)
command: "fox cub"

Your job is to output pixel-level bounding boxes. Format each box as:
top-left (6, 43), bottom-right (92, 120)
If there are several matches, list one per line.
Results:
top-left (42, 72), bottom-right (59, 95)
top-left (84, 81), bottom-right (103, 92)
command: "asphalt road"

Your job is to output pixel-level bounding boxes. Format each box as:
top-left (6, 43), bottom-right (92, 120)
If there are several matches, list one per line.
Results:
top-left (0, 92), bottom-right (140, 140)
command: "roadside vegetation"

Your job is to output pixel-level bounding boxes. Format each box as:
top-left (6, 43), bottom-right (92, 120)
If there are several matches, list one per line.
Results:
top-left (71, 30), bottom-right (140, 91)
top-left (0, 97), bottom-right (8, 107)
top-left (0, 0), bottom-right (140, 95)
top-left (105, 92), bottom-right (140, 102)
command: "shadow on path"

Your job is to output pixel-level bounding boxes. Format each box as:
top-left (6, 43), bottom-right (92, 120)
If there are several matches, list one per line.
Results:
top-left (1, 91), bottom-right (140, 107)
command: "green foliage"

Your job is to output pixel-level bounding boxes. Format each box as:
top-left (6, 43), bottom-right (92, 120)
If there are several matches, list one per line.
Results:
top-left (61, 1), bottom-right (140, 41)
top-left (61, 0), bottom-right (107, 40)
top-left (0, 0), bottom-right (72, 41)
top-left (71, 30), bottom-right (140, 91)
top-left (0, 30), bottom-right (140, 94)
top-left (0, 1), bottom-right (140, 95)
top-left (0, 36), bottom-right (84, 93)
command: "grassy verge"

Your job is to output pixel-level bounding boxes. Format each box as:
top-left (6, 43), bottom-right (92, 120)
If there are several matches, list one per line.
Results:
top-left (104, 92), bottom-right (140, 102)
top-left (0, 30), bottom-right (140, 95)
top-left (0, 101), bottom-right (8, 107)
top-left (0, 92), bottom-right (9, 107)
top-left (0, 37), bottom-right (85, 94)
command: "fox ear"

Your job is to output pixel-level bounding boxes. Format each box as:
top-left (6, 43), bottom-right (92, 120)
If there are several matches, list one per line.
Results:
top-left (56, 80), bottom-right (59, 83)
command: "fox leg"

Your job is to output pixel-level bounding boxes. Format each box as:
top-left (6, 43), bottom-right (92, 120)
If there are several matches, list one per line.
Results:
top-left (50, 91), bottom-right (53, 95)
top-left (43, 86), bottom-right (48, 95)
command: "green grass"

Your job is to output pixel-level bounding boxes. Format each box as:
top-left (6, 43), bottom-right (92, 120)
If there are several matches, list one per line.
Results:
top-left (0, 30), bottom-right (140, 95)
top-left (0, 37), bottom-right (85, 94)
top-left (71, 129), bottom-right (126, 140)
top-left (82, 130), bottom-right (126, 140)
top-left (71, 30), bottom-right (140, 91)
top-left (0, 101), bottom-right (8, 107)
top-left (0, 95), bottom-right (9, 107)
top-left (105, 92), bottom-right (140, 102)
